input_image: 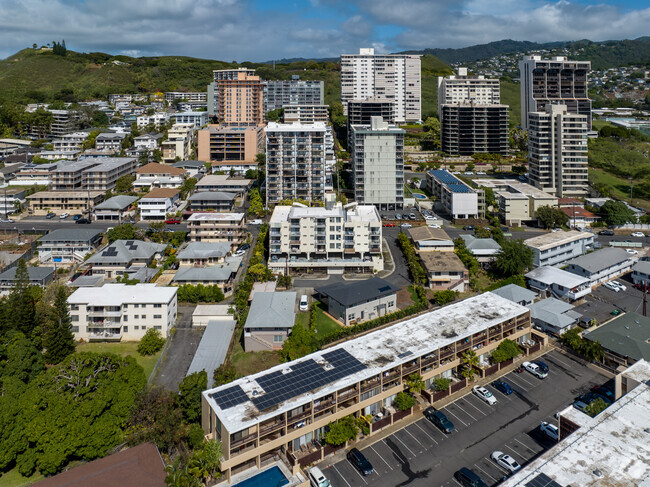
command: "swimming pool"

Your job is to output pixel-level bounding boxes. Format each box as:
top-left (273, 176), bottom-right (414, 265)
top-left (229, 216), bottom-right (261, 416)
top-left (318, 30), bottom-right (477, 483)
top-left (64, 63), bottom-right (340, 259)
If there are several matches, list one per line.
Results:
top-left (232, 466), bottom-right (289, 487)
top-left (413, 193), bottom-right (427, 200)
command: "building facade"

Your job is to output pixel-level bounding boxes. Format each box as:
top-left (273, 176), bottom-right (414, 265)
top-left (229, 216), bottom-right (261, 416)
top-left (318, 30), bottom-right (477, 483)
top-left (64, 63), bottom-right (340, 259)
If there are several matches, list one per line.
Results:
top-left (437, 68), bottom-right (501, 112)
top-left (138, 188), bottom-right (180, 220)
top-left (341, 48), bottom-right (421, 123)
top-left (207, 68), bottom-right (257, 118)
top-left (171, 111), bottom-right (208, 129)
top-left (27, 191), bottom-right (104, 214)
top-left (211, 70), bottom-right (264, 127)
top-left (519, 55), bottom-right (591, 130)
top-left (350, 117), bottom-right (405, 210)
top-left (68, 284), bottom-right (177, 341)
top-left (427, 169), bottom-right (481, 220)
top-left (186, 212), bottom-right (247, 244)
top-left (262, 77), bottom-right (324, 113)
top-left (346, 99), bottom-right (396, 130)
top-left (134, 163), bottom-right (185, 191)
top-left (440, 103), bottom-right (509, 155)
top-left (565, 247), bottom-right (633, 286)
top-left (162, 124), bottom-right (194, 163)
top-left (197, 125), bottom-right (263, 171)
top-left (265, 122), bottom-right (326, 205)
top-left (283, 105), bottom-right (330, 124)
top-left (524, 230), bottom-right (595, 268)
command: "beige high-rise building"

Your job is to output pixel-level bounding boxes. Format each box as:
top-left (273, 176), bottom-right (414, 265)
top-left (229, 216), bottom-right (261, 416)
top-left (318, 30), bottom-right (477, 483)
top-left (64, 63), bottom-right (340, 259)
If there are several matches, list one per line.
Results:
top-left (208, 70), bottom-right (264, 127)
top-left (341, 48), bottom-right (421, 123)
top-left (528, 104), bottom-right (588, 198)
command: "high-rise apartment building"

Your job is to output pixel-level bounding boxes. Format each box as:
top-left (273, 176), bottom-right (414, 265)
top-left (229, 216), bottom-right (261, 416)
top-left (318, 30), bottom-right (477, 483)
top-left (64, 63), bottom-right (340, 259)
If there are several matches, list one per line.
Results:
top-left (528, 104), bottom-right (588, 198)
top-left (262, 76), bottom-right (324, 113)
top-left (346, 99), bottom-right (395, 136)
top-left (265, 122), bottom-right (327, 205)
top-left (207, 69), bottom-right (263, 126)
top-left (350, 117), bottom-right (404, 210)
top-left (519, 56), bottom-right (591, 130)
top-left (283, 105), bottom-right (329, 124)
top-left (341, 48), bottom-right (421, 123)
top-left (437, 68), bottom-right (501, 116)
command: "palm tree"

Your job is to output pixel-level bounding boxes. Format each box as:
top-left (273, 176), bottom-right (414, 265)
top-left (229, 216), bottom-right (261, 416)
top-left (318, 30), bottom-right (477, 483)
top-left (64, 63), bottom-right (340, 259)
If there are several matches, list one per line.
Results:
top-left (405, 373), bottom-right (425, 395)
top-left (460, 349), bottom-right (479, 381)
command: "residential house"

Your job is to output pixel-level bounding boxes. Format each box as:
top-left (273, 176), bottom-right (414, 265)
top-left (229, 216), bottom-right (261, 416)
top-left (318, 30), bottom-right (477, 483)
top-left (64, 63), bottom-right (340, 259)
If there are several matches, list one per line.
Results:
top-left (565, 247), bottom-right (633, 286)
top-left (631, 260), bottom-right (650, 287)
top-left (0, 266), bottom-right (55, 294)
top-left (134, 163), bottom-right (185, 191)
top-left (525, 266), bottom-right (592, 301)
top-left (172, 258), bottom-right (241, 293)
top-left (244, 292), bottom-right (296, 351)
top-left (407, 226), bottom-right (454, 252)
top-left (39, 149), bottom-right (80, 161)
top-left (0, 162), bottom-right (25, 186)
top-left (133, 133), bottom-right (163, 151)
top-left (527, 297), bottom-right (581, 336)
top-left (491, 284), bottom-right (537, 306)
top-left (93, 195), bottom-right (139, 221)
top-left (419, 251), bottom-right (469, 292)
top-left (524, 231), bottom-right (594, 267)
top-left (187, 212), bottom-right (247, 244)
top-left (460, 234), bottom-right (502, 263)
top-left (94, 132), bottom-right (126, 152)
top-left (138, 188), bottom-right (180, 220)
top-left (187, 192), bottom-right (236, 212)
top-left (172, 159), bottom-right (207, 178)
top-left (0, 188), bottom-right (26, 215)
top-left (51, 131), bottom-right (89, 152)
top-left (583, 312), bottom-right (650, 367)
top-left (37, 228), bottom-right (103, 264)
top-left (82, 240), bottom-right (166, 278)
top-left (561, 206), bottom-right (600, 229)
top-left (315, 278), bottom-right (399, 326)
top-left (195, 175), bottom-right (253, 197)
top-left (136, 112), bottom-right (170, 130)
top-left (68, 283), bottom-right (177, 341)
top-left (177, 242), bottom-right (233, 266)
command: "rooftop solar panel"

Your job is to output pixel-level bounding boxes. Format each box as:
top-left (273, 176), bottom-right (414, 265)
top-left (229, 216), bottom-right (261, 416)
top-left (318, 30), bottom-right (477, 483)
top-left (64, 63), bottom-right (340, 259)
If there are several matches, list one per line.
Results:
top-left (211, 385), bottom-right (249, 409)
top-left (525, 473), bottom-right (563, 487)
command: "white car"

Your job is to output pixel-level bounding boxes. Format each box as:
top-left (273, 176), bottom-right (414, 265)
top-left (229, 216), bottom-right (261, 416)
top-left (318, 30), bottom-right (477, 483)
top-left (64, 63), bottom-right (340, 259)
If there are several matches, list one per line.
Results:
top-left (490, 451), bottom-right (521, 473)
top-left (540, 421), bottom-right (559, 441)
top-left (400, 223), bottom-right (412, 228)
top-left (424, 214), bottom-right (435, 220)
top-left (522, 361), bottom-right (548, 379)
top-left (428, 224), bottom-right (442, 229)
top-left (473, 385), bottom-right (497, 405)
top-left (59, 212), bottom-right (70, 219)
top-left (626, 249), bottom-right (639, 255)
top-left (611, 280), bottom-right (627, 291)
top-left (299, 294), bottom-right (309, 312)
top-left (602, 281), bottom-right (620, 292)
top-left (631, 232), bottom-right (645, 237)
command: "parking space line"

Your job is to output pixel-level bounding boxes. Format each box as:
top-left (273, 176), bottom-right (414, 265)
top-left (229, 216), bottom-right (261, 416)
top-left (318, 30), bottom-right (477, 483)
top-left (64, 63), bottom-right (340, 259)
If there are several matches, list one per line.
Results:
top-left (514, 436), bottom-right (538, 452)
top-left (462, 396), bottom-right (490, 416)
top-left (404, 426), bottom-right (425, 449)
top-left (394, 432), bottom-right (417, 458)
top-left (491, 458), bottom-right (512, 475)
top-left (370, 445), bottom-right (392, 471)
top-left (454, 401), bottom-right (480, 421)
top-left (413, 421), bottom-right (439, 445)
top-left (514, 372), bottom-right (537, 387)
top-left (486, 384), bottom-right (514, 402)
top-left (332, 465), bottom-right (352, 487)
top-left (348, 461), bottom-right (368, 485)
top-left (546, 353), bottom-right (574, 369)
top-left (504, 444), bottom-right (523, 461)
top-left (505, 373), bottom-right (531, 390)
top-left (450, 478), bottom-right (463, 486)
top-left (443, 407), bottom-right (469, 427)
top-left (473, 463), bottom-right (499, 483)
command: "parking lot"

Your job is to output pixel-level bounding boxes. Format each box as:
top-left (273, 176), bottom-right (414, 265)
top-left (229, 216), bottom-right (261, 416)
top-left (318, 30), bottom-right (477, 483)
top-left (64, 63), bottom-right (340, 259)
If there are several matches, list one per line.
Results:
top-left (322, 350), bottom-right (609, 487)
top-left (590, 273), bottom-right (647, 315)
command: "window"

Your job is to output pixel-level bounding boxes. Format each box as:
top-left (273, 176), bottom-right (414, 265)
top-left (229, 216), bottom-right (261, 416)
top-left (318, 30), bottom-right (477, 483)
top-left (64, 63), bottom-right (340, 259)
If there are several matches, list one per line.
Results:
top-left (71, 315), bottom-right (79, 322)
top-left (70, 304), bottom-right (79, 311)
top-left (348, 313), bottom-right (355, 320)
top-left (154, 326), bottom-right (161, 330)
top-left (134, 315), bottom-right (139, 319)
top-left (154, 304), bottom-right (162, 308)
top-left (123, 326), bottom-right (128, 332)
top-left (142, 326), bottom-right (147, 330)
top-left (134, 326), bottom-right (139, 330)
top-left (123, 315), bottom-right (128, 321)
top-left (154, 314), bottom-right (162, 319)
top-left (273, 335), bottom-right (284, 343)
top-left (134, 304), bottom-right (139, 308)
top-left (388, 301), bottom-right (394, 307)
top-left (141, 315), bottom-right (146, 319)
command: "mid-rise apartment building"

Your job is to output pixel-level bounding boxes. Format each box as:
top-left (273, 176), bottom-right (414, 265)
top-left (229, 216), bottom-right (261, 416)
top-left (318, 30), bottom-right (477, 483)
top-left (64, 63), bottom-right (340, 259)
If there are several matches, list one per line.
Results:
top-left (265, 122), bottom-right (326, 205)
top-left (427, 169), bottom-right (481, 220)
top-left (437, 68), bottom-right (500, 113)
top-left (350, 117), bottom-right (404, 210)
top-left (528, 104), bottom-right (589, 198)
top-left (524, 230), bottom-right (594, 267)
top-left (94, 132), bottom-right (126, 152)
top-left (519, 55), bottom-right (591, 130)
top-left (268, 202), bottom-right (383, 275)
top-left (197, 125), bottom-right (263, 172)
top-left (162, 124), bottom-right (194, 163)
top-left (68, 284), bottom-right (177, 341)
top-left (283, 105), bottom-right (329, 124)
top-left (202, 292), bottom-right (536, 481)
top-left (136, 112), bottom-right (171, 130)
top-left (186, 212), bottom-right (247, 245)
top-left (171, 111), bottom-right (208, 129)
top-left (50, 157), bottom-right (137, 191)
top-left (138, 188), bottom-right (180, 220)
top-left (164, 92), bottom-right (208, 103)
top-left (52, 131), bottom-right (90, 152)
top-left (262, 76), bottom-right (324, 113)
top-left (25, 107), bottom-right (80, 138)
top-left (0, 188), bottom-right (26, 215)
top-left (341, 48), bottom-right (421, 123)
top-left (26, 191), bottom-right (104, 214)
top-left (134, 162), bottom-right (185, 191)
top-left (207, 69), bottom-right (264, 126)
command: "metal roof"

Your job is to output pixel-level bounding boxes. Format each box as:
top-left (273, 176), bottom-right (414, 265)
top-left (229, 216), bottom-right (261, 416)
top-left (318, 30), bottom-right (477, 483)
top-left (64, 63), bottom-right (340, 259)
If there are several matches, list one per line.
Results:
top-left (244, 292), bottom-right (296, 329)
top-left (584, 312), bottom-right (650, 361)
top-left (188, 191), bottom-right (236, 201)
top-left (177, 242), bottom-right (232, 260)
top-left (315, 277), bottom-right (399, 308)
top-left (186, 319), bottom-right (237, 388)
top-left (85, 240), bottom-right (166, 265)
top-left (94, 195), bottom-right (139, 210)
top-left (525, 266), bottom-right (590, 289)
top-left (491, 284), bottom-right (537, 304)
top-left (39, 228), bottom-right (102, 243)
top-left (461, 234), bottom-right (502, 252)
top-left (527, 297), bottom-right (579, 330)
top-left (172, 259), bottom-right (241, 283)
top-left (565, 247), bottom-right (631, 274)
top-left (0, 266), bottom-right (55, 282)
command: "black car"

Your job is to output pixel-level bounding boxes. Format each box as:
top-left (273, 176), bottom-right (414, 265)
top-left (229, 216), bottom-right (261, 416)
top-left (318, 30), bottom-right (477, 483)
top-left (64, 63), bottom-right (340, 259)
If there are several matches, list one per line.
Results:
top-left (534, 360), bottom-right (549, 374)
top-left (424, 406), bottom-right (454, 433)
top-left (599, 229), bottom-right (615, 236)
top-left (492, 380), bottom-right (513, 395)
top-left (75, 218), bottom-right (91, 224)
top-left (238, 243), bottom-right (251, 251)
top-left (454, 467), bottom-right (489, 487)
top-left (45, 212), bottom-right (56, 219)
top-left (463, 225), bottom-right (475, 231)
top-left (347, 448), bottom-right (373, 476)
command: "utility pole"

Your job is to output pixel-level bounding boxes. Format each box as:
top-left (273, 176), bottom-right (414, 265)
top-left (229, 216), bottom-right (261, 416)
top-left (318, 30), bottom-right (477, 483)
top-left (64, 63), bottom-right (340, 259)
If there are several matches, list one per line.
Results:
top-left (629, 177), bottom-right (633, 204)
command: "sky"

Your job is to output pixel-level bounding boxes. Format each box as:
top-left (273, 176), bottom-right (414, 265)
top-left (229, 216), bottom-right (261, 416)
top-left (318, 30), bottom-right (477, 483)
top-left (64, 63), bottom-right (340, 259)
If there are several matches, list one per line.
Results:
top-left (0, 0), bottom-right (648, 61)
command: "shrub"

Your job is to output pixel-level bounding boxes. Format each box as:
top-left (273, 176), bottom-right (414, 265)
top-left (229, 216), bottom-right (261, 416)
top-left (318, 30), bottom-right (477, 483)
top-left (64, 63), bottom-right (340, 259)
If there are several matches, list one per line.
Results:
top-left (491, 339), bottom-right (522, 363)
top-left (324, 416), bottom-right (358, 446)
top-left (432, 377), bottom-right (451, 391)
top-left (137, 328), bottom-right (166, 356)
top-left (394, 391), bottom-right (416, 411)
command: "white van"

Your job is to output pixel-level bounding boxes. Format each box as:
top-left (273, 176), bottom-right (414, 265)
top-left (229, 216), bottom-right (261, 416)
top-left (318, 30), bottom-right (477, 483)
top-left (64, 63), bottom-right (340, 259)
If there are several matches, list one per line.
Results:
top-left (308, 466), bottom-right (331, 487)
top-left (299, 294), bottom-right (309, 311)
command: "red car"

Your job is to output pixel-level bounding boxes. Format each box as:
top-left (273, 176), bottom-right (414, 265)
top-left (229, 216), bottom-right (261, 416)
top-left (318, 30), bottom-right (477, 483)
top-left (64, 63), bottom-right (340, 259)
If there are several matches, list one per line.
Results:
top-left (165, 219), bottom-right (181, 224)
top-left (383, 222), bottom-right (395, 227)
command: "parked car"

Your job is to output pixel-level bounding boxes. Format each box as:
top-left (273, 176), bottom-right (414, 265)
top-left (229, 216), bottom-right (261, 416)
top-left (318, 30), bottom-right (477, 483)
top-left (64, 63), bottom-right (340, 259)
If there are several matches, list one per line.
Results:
top-left (454, 468), bottom-right (489, 487)
top-left (463, 225), bottom-right (475, 231)
top-left (534, 360), bottom-right (549, 374)
top-left (602, 281), bottom-right (620, 292)
top-left (428, 224), bottom-right (442, 229)
top-left (59, 212), bottom-right (70, 219)
top-left (249, 219), bottom-right (263, 225)
top-left (522, 361), bottom-right (548, 379)
top-left (165, 219), bottom-right (181, 224)
top-left (383, 222), bottom-right (395, 227)
top-left (400, 223), bottom-right (412, 228)
top-left (308, 467), bottom-right (330, 487)
top-left (423, 406), bottom-right (454, 433)
top-left (0, 218), bottom-right (14, 223)
top-left (573, 400), bottom-right (590, 413)
top-left (540, 421), bottom-right (559, 441)
top-left (299, 294), bottom-right (309, 312)
top-left (611, 280), bottom-right (627, 291)
top-left (492, 380), bottom-right (513, 395)
top-left (490, 451), bottom-right (521, 473)
top-left (347, 448), bottom-right (373, 476)
top-left (73, 214), bottom-right (83, 221)
top-left (631, 232), bottom-right (645, 237)
top-left (395, 213), bottom-right (402, 220)
top-left (75, 218), bottom-right (91, 224)
top-left (626, 249), bottom-right (639, 255)
top-left (233, 248), bottom-right (246, 257)
top-left (598, 229), bottom-right (614, 236)
top-left (424, 214), bottom-right (435, 220)
top-left (473, 385), bottom-right (497, 405)
top-left (45, 212), bottom-right (56, 219)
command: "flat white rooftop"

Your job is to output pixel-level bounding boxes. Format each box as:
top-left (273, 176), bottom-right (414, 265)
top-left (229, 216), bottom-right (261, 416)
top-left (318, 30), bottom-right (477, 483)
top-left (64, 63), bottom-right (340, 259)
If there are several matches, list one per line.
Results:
top-left (524, 230), bottom-right (593, 251)
top-left (265, 122), bottom-right (327, 132)
top-left (203, 292), bottom-right (528, 433)
top-left (502, 379), bottom-right (650, 486)
top-left (68, 283), bottom-right (176, 306)
top-left (187, 212), bottom-right (245, 222)
top-left (525, 266), bottom-right (590, 289)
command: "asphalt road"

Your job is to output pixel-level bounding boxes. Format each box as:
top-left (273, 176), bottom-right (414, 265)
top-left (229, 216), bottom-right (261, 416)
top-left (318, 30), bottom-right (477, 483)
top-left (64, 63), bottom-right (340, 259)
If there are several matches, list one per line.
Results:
top-left (323, 350), bottom-right (609, 487)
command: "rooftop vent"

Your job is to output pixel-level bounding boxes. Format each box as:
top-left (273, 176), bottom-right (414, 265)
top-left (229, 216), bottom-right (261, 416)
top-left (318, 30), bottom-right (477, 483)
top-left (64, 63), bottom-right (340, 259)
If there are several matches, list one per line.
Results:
top-left (593, 469), bottom-right (603, 478)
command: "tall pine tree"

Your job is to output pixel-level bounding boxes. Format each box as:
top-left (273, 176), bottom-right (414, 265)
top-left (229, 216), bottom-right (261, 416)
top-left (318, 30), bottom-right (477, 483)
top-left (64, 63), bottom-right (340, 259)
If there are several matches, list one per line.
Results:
top-left (43, 286), bottom-right (75, 364)
top-left (11, 259), bottom-right (37, 336)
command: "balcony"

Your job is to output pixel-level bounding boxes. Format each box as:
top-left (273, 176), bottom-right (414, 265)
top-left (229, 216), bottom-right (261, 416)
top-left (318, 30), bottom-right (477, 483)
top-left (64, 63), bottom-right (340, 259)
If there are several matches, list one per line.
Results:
top-left (88, 332), bottom-right (122, 341)
top-left (314, 397), bottom-right (335, 413)
top-left (259, 419), bottom-right (285, 437)
top-left (230, 431), bottom-right (258, 450)
top-left (337, 387), bottom-right (358, 403)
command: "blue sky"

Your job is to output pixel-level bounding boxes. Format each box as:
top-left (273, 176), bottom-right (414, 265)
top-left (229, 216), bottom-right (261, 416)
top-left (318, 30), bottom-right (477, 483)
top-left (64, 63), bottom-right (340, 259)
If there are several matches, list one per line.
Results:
top-left (0, 0), bottom-right (648, 61)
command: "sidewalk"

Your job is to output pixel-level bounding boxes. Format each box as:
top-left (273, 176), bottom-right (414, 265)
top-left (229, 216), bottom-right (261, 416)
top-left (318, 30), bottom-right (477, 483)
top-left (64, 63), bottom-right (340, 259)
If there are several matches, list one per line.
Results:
top-left (316, 343), bottom-right (556, 470)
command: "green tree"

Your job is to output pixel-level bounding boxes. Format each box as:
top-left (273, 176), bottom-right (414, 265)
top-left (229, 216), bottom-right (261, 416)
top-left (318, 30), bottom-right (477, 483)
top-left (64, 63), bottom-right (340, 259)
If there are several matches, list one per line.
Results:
top-left (265, 108), bottom-right (284, 123)
top-left (186, 439), bottom-right (222, 484)
top-left (599, 200), bottom-right (637, 226)
top-left (255, 153), bottom-right (266, 166)
top-left (490, 339), bottom-right (522, 363)
top-left (493, 239), bottom-right (534, 277)
top-left (0, 332), bottom-right (45, 384)
top-left (536, 205), bottom-right (569, 229)
top-left (106, 223), bottom-right (139, 243)
top-left (179, 177), bottom-right (197, 199)
top-left (137, 328), bottom-right (166, 356)
top-left (324, 416), bottom-right (358, 446)
top-left (43, 286), bottom-right (76, 365)
top-left (178, 371), bottom-right (208, 424)
top-left (248, 188), bottom-right (264, 217)
top-left (115, 174), bottom-right (135, 193)
top-left (394, 391), bottom-right (416, 411)
top-left (460, 349), bottom-right (479, 381)
top-left (432, 377), bottom-right (451, 391)
top-left (279, 322), bottom-right (315, 362)
top-left (213, 363), bottom-right (239, 386)
top-left (422, 117), bottom-right (441, 149)
top-left (405, 373), bottom-right (425, 395)
top-left (585, 397), bottom-right (608, 417)
top-left (433, 290), bottom-right (456, 306)
top-left (10, 259), bottom-right (37, 337)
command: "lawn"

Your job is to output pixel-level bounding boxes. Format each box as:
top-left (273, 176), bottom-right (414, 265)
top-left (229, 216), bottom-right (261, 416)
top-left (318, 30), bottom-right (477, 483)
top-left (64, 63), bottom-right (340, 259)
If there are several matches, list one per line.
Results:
top-left (589, 168), bottom-right (650, 211)
top-left (0, 467), bottom-right (43, 487)
top-left (295, 303), bottom-right (343, 338)
top-left (76, 341), bottom-right (161, 380)
top-left (230, 341), bottom-right (280, 377)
